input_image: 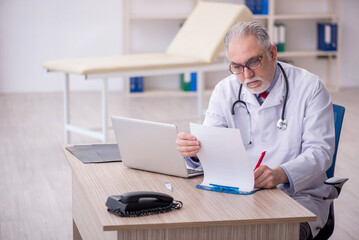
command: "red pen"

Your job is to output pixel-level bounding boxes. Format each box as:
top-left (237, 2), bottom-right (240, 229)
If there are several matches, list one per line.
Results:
top-left (254, 151), bottom-right (266, 171)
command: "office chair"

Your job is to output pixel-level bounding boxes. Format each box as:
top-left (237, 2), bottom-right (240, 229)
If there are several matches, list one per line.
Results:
top-left (313, 104), bottom-right (348, 240)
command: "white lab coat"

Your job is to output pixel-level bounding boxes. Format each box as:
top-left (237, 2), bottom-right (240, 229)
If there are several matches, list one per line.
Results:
top-left (203, 61), bottom-right (337, 237)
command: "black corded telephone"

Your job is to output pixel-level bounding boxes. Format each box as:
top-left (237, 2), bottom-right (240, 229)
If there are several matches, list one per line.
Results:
top-left (106, 191), bottom-right (183, 217)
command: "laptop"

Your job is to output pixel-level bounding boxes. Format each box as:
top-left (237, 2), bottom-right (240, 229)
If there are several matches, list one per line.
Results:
top-left (111, 116), bottom-right (203, 178)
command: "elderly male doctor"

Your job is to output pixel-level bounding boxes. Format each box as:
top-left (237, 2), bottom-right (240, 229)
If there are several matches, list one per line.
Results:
top-left (176, 22), bottom-right (338, 240)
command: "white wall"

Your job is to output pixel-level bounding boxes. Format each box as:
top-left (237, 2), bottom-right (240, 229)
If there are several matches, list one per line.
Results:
top-left (0, 0), bottom-right (358, 93)
top-left (0, 0), bottom-right (124, 92)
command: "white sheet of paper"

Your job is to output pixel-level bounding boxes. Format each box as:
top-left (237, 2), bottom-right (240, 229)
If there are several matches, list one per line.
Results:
top-left (190, 123), bottom-right (254, 192)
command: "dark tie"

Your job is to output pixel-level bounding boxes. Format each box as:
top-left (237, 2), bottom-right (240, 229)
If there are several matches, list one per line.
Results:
top-left (259, 91), bottom-right (269, 99)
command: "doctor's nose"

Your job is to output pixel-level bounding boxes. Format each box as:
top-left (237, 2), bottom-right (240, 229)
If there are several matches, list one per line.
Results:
top-left (243, 67), bottom-right (255, 79)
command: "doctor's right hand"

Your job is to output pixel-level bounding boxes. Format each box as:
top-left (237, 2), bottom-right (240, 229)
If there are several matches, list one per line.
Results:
top-left (176, 132), bottom-right (201, 157)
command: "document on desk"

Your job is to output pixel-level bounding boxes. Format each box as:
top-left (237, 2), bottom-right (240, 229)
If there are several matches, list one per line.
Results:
top-left (190, 123), bottom-right (256, 194)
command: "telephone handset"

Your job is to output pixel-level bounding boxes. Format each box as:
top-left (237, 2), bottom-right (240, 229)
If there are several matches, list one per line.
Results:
top-left (106, 191), bottom-right (183, 217)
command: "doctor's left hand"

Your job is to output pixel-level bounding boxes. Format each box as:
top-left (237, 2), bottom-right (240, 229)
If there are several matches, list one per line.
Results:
top-left (254, 166), bottom-right (288, 189)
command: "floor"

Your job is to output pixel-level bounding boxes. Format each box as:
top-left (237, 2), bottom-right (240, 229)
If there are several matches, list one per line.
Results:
top-left (0, 87), bottom-right (358, 239)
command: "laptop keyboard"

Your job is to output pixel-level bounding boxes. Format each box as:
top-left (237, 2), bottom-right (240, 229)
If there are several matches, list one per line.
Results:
top-left (187, 168), bottom-right (203, 175)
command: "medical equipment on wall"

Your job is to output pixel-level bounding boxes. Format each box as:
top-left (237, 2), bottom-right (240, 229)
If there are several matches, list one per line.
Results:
top-left (231, 62), bottom-right (289, 144)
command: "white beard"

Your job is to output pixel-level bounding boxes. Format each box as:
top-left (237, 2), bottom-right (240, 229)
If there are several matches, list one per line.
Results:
top-left (244, 77), bottom-right (271, 94)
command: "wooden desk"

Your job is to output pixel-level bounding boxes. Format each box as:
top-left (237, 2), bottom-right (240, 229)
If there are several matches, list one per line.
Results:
top-left (63, 145), bottom-right (316, 240)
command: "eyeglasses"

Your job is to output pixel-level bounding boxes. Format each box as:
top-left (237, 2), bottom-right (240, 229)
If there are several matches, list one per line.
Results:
top-left (229, 55), bottom-right (264, 74)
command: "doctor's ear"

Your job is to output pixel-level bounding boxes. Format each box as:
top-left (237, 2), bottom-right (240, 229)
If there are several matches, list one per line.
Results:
top-left (269, 44), bottom-right (277, 61)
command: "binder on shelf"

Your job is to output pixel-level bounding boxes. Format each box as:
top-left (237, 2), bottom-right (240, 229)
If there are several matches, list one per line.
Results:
top-left (261, 0), bottom-right (268, 15)
top-left (130, 77), bottom-right (136, 92)
top-left (317, 23), bottom-right (337, 51)
top-left (245, 0), bottom-right (255, 14)
top-left (274, 23), bottom-right (286, 52)
top-left (180, 73), bottom-right (190, 91)
top-left (254, 0), bottom-right (262, 14)
top-left (331, 24), bottom-right (338, 51)
top-left (137, 77), bottom-right (144, 92)
top-left (245, 0), bottom-right (268, 15)
top-left (190, 72), bottom-right (197, 92)
top-left (130, 77), bottom-right (144, 93)
top-left (278, 23), bottom-right (286, 52)
top-left (273, 25), bottom-right (279, 49)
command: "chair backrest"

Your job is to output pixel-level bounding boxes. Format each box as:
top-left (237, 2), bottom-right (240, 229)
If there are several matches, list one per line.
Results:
top-left (326, 104), bottom-right (345, 178)
top-left (166, 1), bottom-right (252, 63)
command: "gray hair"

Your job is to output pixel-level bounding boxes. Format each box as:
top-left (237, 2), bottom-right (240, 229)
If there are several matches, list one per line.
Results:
top-left (225, 22), bottom-right (272, 59)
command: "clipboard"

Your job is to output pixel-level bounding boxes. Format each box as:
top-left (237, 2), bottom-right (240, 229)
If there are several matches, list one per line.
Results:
top-left (190, 123), bottom-right (258, 195)
top-left (196, 184), bottom-right (261, 195)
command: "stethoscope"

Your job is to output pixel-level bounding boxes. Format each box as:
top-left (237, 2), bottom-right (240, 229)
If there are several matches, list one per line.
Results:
top-left (231, 62), bottom-right (289, 145)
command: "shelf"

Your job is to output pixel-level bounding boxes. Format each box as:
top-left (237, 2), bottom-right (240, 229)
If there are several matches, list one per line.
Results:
top-left (253, 14), bottom-right (269, 20)
top-left (128, 12), bottom-right (334, 21)
top-left (130, 14), bottom-right (189, 20)
top-left (128, 89), bottom-right (213, 98)
top-left (274, 13), bottom-right (336, 20)
top-left (124, 0), bottom-right (341, 93)
top-left (277, 50), bottom-right (338, 58)
top-left (128, 89), bottom-right (197, 98)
